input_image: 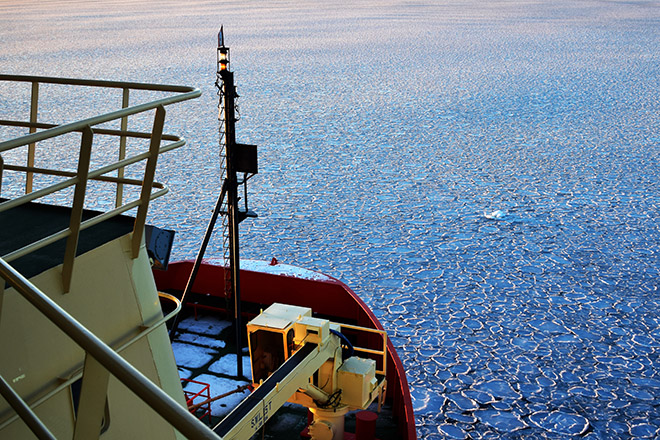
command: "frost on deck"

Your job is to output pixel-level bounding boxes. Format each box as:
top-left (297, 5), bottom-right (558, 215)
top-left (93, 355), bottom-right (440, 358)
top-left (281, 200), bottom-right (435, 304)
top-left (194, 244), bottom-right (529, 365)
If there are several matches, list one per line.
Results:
top-left (172, 315), bottom-right (251, 421)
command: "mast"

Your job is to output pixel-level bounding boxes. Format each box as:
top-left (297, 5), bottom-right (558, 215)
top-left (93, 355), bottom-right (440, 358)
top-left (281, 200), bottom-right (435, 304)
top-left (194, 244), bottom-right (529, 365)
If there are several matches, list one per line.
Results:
top-left (169, 29), bottom-right (257, 380)
top-left (217, 28), bottom-right (258, 378)
top-left (218, 28), bottom-right (242, 378)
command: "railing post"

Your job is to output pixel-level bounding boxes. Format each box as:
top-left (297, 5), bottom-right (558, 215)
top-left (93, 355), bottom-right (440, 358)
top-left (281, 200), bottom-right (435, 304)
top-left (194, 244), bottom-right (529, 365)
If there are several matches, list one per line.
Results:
top-left (116, 88), bottom-right (130, 208)
top-left (132, 105), bottom-right (165, 259)
top-left (26, 81), bottom-right (39, 194)
top-left (0, 154), bottom-right (4, 195)
top-left (73, 355), bottom-right (110, 440)
top-left (62, 126), bottom-right (94, 293)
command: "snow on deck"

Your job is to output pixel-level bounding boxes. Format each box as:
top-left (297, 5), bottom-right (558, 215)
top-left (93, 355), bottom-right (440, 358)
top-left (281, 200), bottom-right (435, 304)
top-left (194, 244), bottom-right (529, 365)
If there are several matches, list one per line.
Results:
top-left (173, 315), bottom-right (252, 420)
top-left (204, 258), bottom-right (333, 282)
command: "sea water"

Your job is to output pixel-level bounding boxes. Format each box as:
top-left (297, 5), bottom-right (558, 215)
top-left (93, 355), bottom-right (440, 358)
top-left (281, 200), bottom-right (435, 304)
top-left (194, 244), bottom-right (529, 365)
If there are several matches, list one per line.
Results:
top-left (1, 1), bottom-right (659, 438)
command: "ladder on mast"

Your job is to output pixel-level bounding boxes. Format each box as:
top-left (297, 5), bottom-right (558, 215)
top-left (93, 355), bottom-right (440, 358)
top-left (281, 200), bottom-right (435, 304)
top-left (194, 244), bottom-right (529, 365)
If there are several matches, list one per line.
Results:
top-left (169, 28), bottom-right (258, 380)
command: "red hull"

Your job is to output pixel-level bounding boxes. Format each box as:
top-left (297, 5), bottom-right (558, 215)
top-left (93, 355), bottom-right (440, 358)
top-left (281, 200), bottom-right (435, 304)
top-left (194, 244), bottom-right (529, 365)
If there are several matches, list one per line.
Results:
top-left (153, 260), bottom-right (416, 440)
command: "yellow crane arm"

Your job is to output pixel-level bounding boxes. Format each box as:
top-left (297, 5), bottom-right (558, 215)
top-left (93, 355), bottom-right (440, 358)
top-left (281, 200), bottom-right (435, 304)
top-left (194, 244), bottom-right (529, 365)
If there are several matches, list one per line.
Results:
top-left (213, 337), bottom-right (340, 439)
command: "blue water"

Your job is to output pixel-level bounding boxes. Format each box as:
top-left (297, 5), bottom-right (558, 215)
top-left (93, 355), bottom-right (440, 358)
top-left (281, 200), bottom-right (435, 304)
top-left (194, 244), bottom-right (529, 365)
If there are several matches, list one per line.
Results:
top-left (2, 1), bottom-right (660, 438)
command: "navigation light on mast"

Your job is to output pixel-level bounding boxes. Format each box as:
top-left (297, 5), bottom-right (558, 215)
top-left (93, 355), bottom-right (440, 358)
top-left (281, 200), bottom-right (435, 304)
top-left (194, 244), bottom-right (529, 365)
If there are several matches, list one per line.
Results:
top-left (218, 27), bottom-right (229, 72)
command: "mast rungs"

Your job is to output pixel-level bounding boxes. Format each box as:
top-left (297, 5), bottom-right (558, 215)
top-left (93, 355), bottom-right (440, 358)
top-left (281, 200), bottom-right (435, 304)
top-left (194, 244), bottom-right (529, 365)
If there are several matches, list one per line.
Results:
top-left (220, 209), bottom-right (258, 222)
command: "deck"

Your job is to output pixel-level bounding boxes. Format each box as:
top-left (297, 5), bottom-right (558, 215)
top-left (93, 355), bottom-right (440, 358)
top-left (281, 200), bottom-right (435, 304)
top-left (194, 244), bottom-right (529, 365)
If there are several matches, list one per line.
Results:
top-left (0, 199), bottom-right (134, 280)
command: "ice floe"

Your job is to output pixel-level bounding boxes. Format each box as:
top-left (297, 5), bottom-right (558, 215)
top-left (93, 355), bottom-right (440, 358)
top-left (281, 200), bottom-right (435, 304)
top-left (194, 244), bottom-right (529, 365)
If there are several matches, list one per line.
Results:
top-left (529, 410), bottom-right (590, 436)
top-left (483, 210), bottom-right (507, 220)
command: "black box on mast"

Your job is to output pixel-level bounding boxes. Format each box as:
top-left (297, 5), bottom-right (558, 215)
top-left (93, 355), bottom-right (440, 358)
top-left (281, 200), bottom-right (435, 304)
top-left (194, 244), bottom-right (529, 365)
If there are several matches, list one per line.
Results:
top-left (235, 143), bottom-right (258, 174)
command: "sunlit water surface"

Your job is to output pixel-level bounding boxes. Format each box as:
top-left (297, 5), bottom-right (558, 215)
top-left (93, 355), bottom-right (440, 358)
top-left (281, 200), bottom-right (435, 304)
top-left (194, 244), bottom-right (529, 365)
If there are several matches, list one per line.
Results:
top-left (2, 1), bottom-right (660, 438)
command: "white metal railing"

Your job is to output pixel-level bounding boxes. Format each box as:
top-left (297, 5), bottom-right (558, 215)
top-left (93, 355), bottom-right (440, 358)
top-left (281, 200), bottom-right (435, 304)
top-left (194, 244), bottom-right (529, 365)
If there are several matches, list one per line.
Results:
top-left (338, 323), bottom-right (388, 377)
top-left (0, 75), bottom-right (223, 439)
top-left (0, 292), bottom-right (182, 433)
top-left (0, 74), bottom-right (201, 292)
top-left (0, 258), bottom-right (219, 439)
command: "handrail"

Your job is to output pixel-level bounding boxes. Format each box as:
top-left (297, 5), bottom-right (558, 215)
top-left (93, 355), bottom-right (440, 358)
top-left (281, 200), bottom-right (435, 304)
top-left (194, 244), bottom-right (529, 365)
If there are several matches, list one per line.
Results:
top-left (0, 292), bottom-right (183, 432)
top-left (0, 75), bottom-right (199, 152)
top-left (0, 119), bottom-right (182, 141)
top-left (0, 375), bottom-right (56, 440)
top-left (0, 74), bottom-right (198, 92)
top-left (338, 323), bottom-right (388, 377)
top-left (0, 75), bottom-right (215, 437)
top-left (0, 258), bottom-right (219, 439)
top-left (1, 184), bottom-right (166, 263)
top-left (0, 74), bottom-right (201, 292)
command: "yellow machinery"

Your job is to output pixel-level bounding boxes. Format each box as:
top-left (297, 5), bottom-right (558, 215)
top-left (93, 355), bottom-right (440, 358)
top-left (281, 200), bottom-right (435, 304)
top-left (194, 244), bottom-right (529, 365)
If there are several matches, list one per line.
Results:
top-left (214, 303), bottom-right (387, 440)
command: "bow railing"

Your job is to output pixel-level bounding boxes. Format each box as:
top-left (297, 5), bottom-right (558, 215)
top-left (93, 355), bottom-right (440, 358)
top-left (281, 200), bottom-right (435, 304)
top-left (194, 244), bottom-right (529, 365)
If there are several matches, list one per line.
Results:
top-left (0, 75), bottom-right (222, 439)
top-left (0, 74), bottom-right (201, 292)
